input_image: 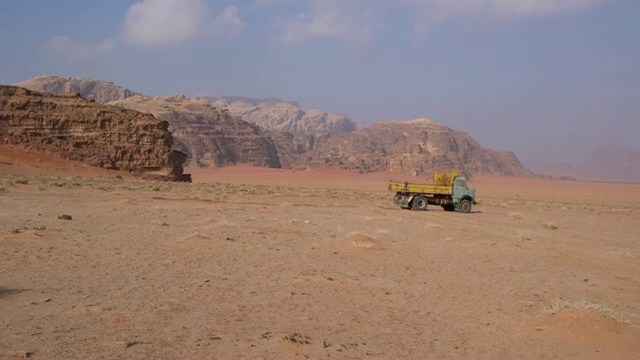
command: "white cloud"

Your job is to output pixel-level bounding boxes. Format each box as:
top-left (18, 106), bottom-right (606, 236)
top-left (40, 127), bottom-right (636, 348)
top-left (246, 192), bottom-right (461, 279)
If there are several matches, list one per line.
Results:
top-left (277, 0), bottom-right (383, 59)
top-left (122, 0), bottom-right (211, 46)
top-left (280, 10), bottom-right (371, 45)
top-left (44, 36), bottom-right (116, 62)
top-left (272, 0), bottom-right (609, 54)
top-left (212, 6), bottom-right (247, 38)
top-left (403, 0), bottom-right (612, 35)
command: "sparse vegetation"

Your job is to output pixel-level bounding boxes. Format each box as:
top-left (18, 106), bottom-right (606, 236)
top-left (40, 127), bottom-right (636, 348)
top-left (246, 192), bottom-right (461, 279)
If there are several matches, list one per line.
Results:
top-left (12, 177), bottom-right (28, 185)
top-left (0, 175), bottom-right (29, 189)
top-left (351, 240), bottom-right (374, 249)
top-left (215, 218), bottom-right (238, 227)
top-left (545, 299), bottom-right (629, 324)
top-left (346, 231), bottom-right (377, 249)
top-left (608, 249), bottom-right (635, 257)
top-left (543, 221), bottom-right (558, 230)
top-left (509, 212), bottom-right (524, 220)
top-left (518, 230), bottom-right (532, 241)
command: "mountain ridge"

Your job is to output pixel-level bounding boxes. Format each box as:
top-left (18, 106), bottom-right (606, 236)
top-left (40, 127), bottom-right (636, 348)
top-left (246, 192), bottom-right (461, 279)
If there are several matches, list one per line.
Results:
top-left (13, 75), bottom-right (533, 177)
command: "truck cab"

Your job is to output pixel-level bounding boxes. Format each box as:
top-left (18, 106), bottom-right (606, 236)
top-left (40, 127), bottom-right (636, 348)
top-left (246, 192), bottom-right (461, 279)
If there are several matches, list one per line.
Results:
top-left (451, 176), bottom-right (476, 212)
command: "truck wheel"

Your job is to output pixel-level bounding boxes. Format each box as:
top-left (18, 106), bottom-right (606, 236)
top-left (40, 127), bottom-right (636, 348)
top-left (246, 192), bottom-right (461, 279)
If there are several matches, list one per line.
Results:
top-left (412, 196), bottom-right (428, 211)
top-left (443, 204), bottom-right (455, 212)
top-left (459, 199), bottom-right (472, 213)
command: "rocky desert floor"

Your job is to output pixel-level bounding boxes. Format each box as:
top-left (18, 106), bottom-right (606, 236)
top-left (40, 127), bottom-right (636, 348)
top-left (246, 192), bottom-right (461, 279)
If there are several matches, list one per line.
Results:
top-left (1, 147), bottom-right (639, 359)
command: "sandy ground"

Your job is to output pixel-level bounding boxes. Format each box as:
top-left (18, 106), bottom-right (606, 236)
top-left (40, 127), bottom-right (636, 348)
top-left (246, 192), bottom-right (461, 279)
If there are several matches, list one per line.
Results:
top-left (1, 146), bottom-right (639, 359)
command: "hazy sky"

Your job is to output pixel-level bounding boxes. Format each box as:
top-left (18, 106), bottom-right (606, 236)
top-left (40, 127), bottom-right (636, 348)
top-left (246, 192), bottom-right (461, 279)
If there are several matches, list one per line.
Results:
top-left (1, 0), bottom-right (638, 166)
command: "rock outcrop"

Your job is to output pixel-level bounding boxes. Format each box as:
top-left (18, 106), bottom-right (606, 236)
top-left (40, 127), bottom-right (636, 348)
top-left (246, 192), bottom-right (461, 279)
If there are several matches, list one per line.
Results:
top-left (15, 75), bottom-right (142, 104)
top-left (207, 96), bottom-right (358, 137)
top-left (0, 86), bottom-right (188, 180)
top-left (108, 95), bottom-right (281, 168)
top-left (298, 118), bottom-right (532, 177)
top-left (15, 75), bottom-right (535, 177)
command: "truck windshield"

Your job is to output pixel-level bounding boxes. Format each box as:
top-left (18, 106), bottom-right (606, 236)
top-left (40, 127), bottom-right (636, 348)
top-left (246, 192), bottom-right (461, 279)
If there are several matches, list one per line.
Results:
top-left (455, 179), bottom-right (466, 188)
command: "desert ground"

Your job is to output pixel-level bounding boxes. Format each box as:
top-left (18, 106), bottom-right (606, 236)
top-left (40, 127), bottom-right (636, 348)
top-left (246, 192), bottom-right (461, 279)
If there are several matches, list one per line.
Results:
top-left (1, 146), bottom-right (639, 359)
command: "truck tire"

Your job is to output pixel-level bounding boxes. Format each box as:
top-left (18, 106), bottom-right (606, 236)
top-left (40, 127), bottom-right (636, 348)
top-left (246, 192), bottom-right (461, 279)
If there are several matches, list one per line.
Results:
top-left (443, 204), bottom-right (455, 212)
top-left (412, 196), bottom-right (428, 211)
top-left (459, 199), bottom-right (472, 213)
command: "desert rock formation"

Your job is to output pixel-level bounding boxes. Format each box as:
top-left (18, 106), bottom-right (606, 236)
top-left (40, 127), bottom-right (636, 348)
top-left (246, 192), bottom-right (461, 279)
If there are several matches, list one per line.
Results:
top-left (109, 95), bottom-right (282, 168)
top-left (207, 96), bottom-right (358, 137)
top-left (15, 75), bottom-right (142, 104)
top-left (0, 86), bottom-right (187, 180)
top-left (301, 118), bottom-right (532, 177)
top-left (15, 75), bottom-right (533, 177)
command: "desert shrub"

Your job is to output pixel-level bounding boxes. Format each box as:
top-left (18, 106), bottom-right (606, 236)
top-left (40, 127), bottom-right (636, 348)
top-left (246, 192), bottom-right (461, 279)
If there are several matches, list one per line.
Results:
top-left (12, 177), bottom-right (28, 185)
top-left (351, 240), bottom-right (374, 249)
top-left (546, 299), bottom-right (614, 318)
top-left (518, 231), bottom-right (532, 241)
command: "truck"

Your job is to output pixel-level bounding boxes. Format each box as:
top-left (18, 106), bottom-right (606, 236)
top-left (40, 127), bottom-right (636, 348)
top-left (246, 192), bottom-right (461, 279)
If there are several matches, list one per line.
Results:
top-left (388, 172), bottom-right (476, 213)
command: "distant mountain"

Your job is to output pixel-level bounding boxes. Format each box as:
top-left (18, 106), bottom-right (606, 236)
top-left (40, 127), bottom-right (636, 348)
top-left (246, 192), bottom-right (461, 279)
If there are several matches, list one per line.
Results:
top-left (298, 118), bottom-right (532, 177)
top-left (535, 145), bottom-right (640, 183)
top-left (109, 94), bottom-right (282, 168)
top-left (15, 75), bottom-right (142, 103)
top-left (14, 75), bottom-right (533, 177)
top-left (205, 96), bottom-right (358, 137)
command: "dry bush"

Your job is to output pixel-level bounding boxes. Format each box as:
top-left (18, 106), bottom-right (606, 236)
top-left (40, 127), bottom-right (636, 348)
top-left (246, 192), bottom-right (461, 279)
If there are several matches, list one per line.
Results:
top-left (216, 218), bottom-right (238, 227)
top-left (509, 212), bottom-right (524, 220)
top-left (346, 231), bottom-right (377, 249)
top-left (546, 299), bottom-right (611, 315)
top-left (0, 175), bottom-right (28, 188)
top-left (608, 249), bottom-right (635, 257)
top-left (545, 299), bottom-right (630, 324)
top-left (543, 221), bottom-right (558, 230)
top-left (351, 240), bottom-right (374, 249)
top-left (518, 230), bottom-right (532, 241)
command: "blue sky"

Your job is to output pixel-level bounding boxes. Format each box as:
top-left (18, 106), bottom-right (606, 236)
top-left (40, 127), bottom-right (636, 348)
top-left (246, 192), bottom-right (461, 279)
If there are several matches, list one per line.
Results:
top-left (1, 0), bottom-right (638, 166)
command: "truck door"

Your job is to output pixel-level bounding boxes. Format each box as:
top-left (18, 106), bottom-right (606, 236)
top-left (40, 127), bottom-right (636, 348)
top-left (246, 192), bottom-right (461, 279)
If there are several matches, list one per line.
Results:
top-left (452, 178), bottom-right (468, 201)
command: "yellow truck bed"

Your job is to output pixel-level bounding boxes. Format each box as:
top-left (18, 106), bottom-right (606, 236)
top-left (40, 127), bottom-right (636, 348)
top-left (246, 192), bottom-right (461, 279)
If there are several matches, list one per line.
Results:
top-left (388, 181), bottom-right (453, 195)
top-left (388, 172), bottom-right (459, 195)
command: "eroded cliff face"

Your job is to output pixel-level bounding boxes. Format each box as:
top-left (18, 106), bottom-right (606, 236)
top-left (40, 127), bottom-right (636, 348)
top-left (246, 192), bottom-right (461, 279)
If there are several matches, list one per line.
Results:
top-left (0, 86), bottom-right (187, 180)
top-left (299, 118), bottom-right (533, 177)
top-left (207, 96), bottom-right (358, 137)
top-left (108, 95), bottom-right (282, 168)
top-left (14, 75), bottom-right (535, 177)
top-left (15, 75), bottom-right (142, 104)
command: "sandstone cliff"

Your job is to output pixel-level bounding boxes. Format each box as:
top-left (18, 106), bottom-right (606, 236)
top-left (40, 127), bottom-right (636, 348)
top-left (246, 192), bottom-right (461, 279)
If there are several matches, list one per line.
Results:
top-left (0, 86), bottom-right (187, 180)
top-left (15, 75), bottom-right (142, 104)
top-left (15, 75), bottom-right (534, 177)
top-left (108, 95), bottom-right (281, 168)
top-left (299, 118), bottom-right (532, 177)
top-left (207, 96), bottom-right (358, 137)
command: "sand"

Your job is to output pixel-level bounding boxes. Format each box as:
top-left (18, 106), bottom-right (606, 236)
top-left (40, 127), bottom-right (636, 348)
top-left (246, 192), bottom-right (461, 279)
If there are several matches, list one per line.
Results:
top-left (1, 146), bottom-right (639, 359)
